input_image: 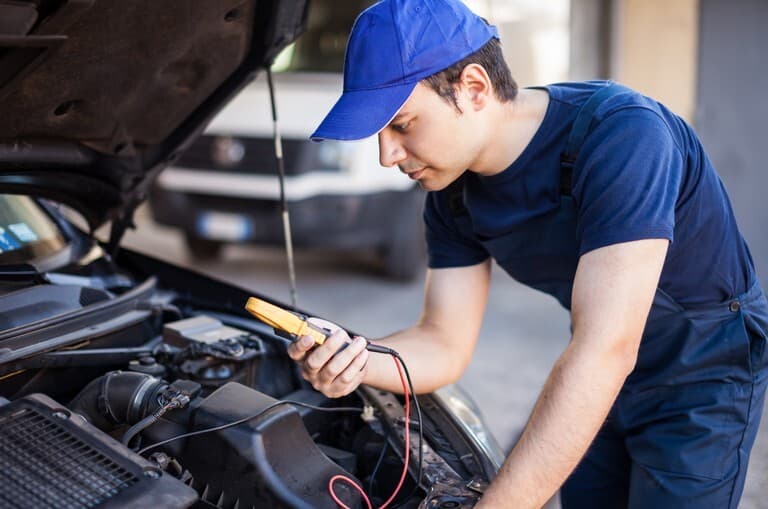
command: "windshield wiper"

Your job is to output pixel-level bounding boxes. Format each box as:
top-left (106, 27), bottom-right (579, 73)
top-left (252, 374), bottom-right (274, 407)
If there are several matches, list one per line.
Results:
top-left (0, 263), bottom-right (132, 290)
top-left (0, 264), bottom-right (47, 285)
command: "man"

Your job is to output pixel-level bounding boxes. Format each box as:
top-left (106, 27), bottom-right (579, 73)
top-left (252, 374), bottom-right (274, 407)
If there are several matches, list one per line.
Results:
top-left (287, 0), bottom-right (768, 507)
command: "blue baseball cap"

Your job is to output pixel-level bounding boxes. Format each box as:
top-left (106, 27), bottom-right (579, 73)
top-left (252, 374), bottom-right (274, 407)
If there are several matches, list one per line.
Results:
top-left (311, 0), bottom-right (499, 142)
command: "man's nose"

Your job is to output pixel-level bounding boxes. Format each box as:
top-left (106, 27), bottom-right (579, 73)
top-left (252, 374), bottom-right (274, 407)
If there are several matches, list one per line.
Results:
top-left (378, 130), bottom-right (407, 168)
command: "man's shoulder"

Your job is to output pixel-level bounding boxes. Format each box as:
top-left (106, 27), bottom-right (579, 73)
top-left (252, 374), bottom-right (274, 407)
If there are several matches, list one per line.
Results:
top-left (543, 80), bottom-right (660, 119)
top-left (542, 81), bottom-right (688, 157)
top-left (539, 80), bottom-right (612, 106)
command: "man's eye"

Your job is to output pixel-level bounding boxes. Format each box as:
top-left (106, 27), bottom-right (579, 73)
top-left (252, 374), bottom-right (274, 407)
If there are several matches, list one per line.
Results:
top-left (393, 121), bottom-right (410, 132)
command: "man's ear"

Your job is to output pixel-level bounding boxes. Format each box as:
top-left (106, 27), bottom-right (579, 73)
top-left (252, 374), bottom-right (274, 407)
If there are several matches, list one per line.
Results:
top-left (458, 63), bottom-right (492, 111)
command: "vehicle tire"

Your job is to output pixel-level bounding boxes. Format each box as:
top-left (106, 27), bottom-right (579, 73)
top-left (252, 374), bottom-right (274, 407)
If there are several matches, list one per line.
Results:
top-left (185, 234), bottom-right (224, 260)
top-left (382, 189), bottom-right (426, 281)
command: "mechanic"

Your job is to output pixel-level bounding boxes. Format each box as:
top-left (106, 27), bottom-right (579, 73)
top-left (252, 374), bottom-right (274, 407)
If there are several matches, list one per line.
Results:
top-left (287, 0), bottom-right (768, 507)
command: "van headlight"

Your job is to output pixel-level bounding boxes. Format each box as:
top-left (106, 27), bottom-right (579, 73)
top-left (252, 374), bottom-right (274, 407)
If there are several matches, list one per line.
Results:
top-left (211, 136), bottom-right (246, 167)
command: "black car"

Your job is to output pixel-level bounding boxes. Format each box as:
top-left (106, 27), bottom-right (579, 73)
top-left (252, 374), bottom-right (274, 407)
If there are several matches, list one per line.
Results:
top-left (0, 2), bottom-right (502, 508)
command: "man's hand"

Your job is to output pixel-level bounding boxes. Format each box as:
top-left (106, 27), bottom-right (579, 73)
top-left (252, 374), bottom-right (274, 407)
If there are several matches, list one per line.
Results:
top-left (286, 318), bottom-right (369, 398)
top-left (287, 261), bottom-right (492, 398)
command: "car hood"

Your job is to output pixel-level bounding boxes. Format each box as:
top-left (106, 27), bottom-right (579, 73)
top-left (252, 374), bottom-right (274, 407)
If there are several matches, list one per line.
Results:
top-left (0, 0), bottom-right (308, 234)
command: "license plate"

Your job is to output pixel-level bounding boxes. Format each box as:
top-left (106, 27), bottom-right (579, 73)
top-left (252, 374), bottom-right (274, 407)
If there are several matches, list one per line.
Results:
top-left (196, 212), bottom-right (253, 241)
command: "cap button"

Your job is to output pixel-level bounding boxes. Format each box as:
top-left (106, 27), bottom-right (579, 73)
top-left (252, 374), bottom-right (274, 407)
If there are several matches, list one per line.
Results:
top-left (729, 301), bottom-right (741, 312)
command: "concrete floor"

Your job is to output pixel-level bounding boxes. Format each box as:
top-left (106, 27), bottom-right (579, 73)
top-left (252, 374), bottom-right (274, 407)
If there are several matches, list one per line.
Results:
top-left (122, 206), bottom-right (767, 508)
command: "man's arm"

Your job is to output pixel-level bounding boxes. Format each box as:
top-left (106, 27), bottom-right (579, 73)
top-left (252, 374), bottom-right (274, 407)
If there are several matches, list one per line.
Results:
top-left (476, 238), bottom-right (668, 508)
top-left (286, 260), bottom-right (491, 396)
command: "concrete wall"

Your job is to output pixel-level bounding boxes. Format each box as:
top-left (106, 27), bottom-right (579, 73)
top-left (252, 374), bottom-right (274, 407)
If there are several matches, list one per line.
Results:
top-left (609, 0), bottom-right (699, 122)
top-left (569, 0), bottom-right (611, 80)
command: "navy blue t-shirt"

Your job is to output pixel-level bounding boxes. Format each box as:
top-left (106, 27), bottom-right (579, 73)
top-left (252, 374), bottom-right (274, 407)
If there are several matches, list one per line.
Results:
top-left (424, 81), bottom-right (755, 309)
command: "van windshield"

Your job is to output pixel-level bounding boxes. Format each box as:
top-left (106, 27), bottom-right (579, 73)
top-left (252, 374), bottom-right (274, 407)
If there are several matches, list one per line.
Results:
top-left (272, 0), bottom-right (375, 73)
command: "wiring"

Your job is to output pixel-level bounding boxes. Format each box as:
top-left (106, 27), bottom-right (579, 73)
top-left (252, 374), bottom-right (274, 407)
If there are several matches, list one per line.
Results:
top-left (328, 352), bottom-right (421, 509)
top-left (136, 349), bottom-right (425, 508)
top-left (392, 352), bottom-right (423, 507)
top-left (137, 401), bottom-right (364, 455)
top-left (122, 392), bottom-right (191, 448)
top-left (368, 440), bottom-right (390, 494)
top-left (358, 346), bottom-right (424, 497)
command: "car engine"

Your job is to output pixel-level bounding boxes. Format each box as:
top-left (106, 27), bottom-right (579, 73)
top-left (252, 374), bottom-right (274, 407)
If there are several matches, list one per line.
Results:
top-left (0, 250), bottom-right (492, 509)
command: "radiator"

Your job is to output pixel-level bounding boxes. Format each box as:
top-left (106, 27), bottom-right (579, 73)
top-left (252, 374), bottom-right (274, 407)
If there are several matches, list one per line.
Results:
top-left (0, 394), bottom-right (197, 509)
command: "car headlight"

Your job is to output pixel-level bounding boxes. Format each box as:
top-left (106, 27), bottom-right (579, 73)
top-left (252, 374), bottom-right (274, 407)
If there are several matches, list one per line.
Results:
top-left (433, 384), bottom-right (506, 472)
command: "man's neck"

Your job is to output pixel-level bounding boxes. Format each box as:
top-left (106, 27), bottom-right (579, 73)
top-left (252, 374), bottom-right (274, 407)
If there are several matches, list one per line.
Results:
top-left (471, 88), bottom-right (550, 177)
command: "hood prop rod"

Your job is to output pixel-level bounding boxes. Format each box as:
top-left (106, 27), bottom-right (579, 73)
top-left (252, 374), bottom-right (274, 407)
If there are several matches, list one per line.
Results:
top-left (266, 67), bottom-right (298, 310)
top-left (107, 199), bottom-right (138, 259)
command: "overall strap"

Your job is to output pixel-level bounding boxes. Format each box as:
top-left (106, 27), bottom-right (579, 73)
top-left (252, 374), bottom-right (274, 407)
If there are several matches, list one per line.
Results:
top-left (560, 82), bottom-right (628, 196)
top-left (448, 82), bottom-right (629, 217)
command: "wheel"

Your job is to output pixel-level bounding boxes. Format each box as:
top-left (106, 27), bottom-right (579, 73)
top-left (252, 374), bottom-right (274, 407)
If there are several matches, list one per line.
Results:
top-left (184, 234), bottom-right (224, 260)
top-left (381, 189), bottom-right (426, 281)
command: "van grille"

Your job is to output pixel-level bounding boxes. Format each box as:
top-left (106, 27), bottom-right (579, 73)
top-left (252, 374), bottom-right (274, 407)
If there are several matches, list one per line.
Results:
top-left (175, 135), bottom-right (316, 175)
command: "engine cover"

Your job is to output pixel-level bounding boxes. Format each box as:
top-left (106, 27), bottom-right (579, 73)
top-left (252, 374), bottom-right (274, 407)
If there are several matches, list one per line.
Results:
top-left (179, 382), bottom-right (362, 509)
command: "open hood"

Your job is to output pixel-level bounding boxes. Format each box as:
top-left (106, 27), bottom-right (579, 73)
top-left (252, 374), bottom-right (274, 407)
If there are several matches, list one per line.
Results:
top-left (0, 0), bottom-right (308, 239)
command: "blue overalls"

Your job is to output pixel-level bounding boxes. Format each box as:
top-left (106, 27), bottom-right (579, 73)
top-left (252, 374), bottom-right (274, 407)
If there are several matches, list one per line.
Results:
top-left (449, 84), bottom-right (768, 507)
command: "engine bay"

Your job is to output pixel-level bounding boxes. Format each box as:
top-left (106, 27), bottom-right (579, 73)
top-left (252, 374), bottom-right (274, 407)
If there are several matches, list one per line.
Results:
top-left (0, 248), bottom-right (491, 509)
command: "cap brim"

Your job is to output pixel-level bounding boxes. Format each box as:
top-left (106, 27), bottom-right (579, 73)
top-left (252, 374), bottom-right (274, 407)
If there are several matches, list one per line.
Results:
top-left (311, 81), bottom-right (417, 141)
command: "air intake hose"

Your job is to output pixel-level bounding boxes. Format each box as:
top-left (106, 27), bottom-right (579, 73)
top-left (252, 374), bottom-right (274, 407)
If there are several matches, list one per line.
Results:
top-left (69, 371), bottom-right (167, 430)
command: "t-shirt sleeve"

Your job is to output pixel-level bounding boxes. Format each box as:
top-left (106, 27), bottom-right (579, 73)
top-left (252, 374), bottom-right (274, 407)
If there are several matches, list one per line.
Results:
top-left (423, 191), bottom-right (489, 268)
top-left (573, 107), bottom-right (683, 255)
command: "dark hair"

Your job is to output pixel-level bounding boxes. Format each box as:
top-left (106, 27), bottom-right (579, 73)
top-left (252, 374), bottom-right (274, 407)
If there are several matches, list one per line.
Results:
top-left (423, 38), bottom-right (518, 113)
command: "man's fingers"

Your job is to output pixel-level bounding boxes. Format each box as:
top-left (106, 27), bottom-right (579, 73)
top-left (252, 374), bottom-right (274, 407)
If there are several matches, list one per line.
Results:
top-left (286, 323), bottom-right (369, 399)
top-left (304, 329), bottom-right (349, 372)
top-left (324, 350), bottom-right (368, 397)
top-left (286, 335), bottom-right (315, 361)
top-left (325, 336), bottom-right (367, 377)
top-left (316, 336), bottom-right (366, 386)
top-left (335, 347), bottom-right (369, 386)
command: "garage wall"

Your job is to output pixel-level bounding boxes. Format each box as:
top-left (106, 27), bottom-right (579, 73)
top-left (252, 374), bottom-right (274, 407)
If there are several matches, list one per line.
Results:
top-left (609, 0), bottom-right (699, 122)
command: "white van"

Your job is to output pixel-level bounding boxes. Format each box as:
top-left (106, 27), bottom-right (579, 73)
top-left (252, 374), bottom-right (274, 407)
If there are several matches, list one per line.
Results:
top-left (150, 0), bottom-right (424, 280)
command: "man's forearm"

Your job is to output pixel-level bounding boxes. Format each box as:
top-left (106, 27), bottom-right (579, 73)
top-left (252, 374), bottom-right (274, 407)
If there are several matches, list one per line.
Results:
top-left (360, 263), bottom-right (490, 395)
top-left (476, 338), bottom-right (636, 508)
top-left (362, 324), bottom-right (469, 394)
